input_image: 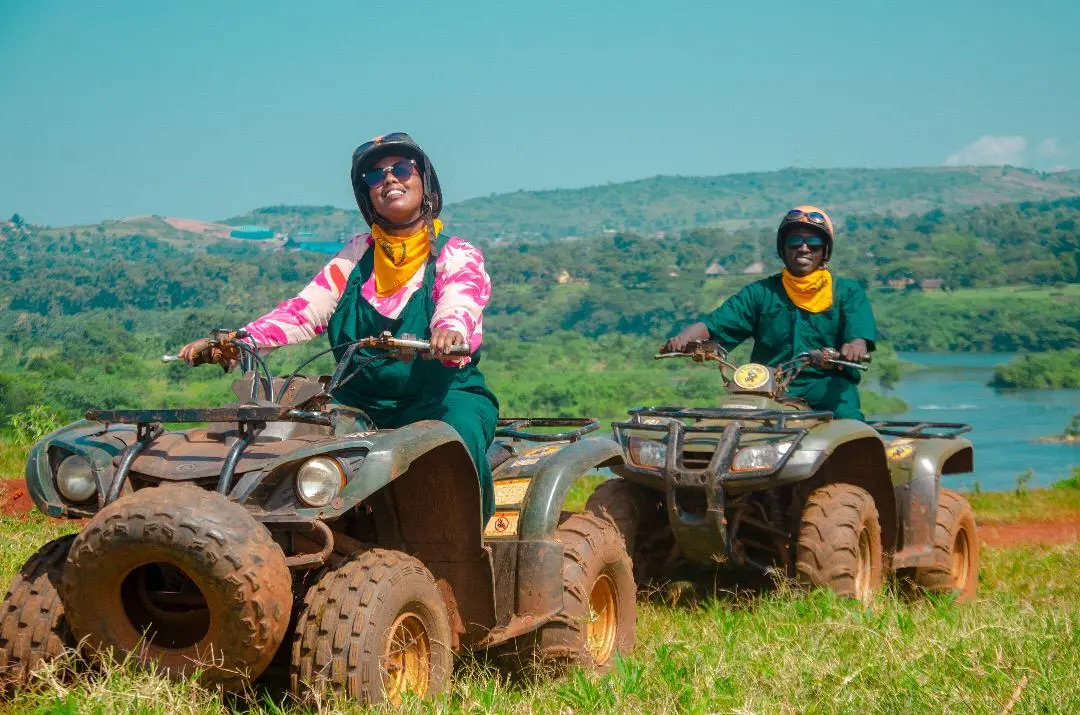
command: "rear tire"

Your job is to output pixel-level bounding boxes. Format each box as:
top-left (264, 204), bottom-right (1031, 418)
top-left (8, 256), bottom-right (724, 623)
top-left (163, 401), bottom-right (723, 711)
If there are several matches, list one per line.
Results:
top-left (0, 536), bottom-right (75, 689)
top-left (585, 478), bottom-right (671, 583)
top-left (290, 549), bottom-right (452, 705)
top-left (61, 486), bottom-right (292, 688)
top-left (912, 489), bottom-right (979, 603)
top-left (530, 513), bottom-right (636, 671)
top-left (795, 483), bottom-right (883, 605)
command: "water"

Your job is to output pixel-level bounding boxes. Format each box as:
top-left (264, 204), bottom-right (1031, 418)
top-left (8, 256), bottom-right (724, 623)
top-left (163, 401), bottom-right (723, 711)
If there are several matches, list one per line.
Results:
top-left (881, 353), bottom-right (1078, 491)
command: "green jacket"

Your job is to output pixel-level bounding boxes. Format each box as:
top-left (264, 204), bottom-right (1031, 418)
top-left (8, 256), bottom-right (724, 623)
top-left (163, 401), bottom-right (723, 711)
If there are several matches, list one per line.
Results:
top-left (698, 273), bottom-right (877, 420)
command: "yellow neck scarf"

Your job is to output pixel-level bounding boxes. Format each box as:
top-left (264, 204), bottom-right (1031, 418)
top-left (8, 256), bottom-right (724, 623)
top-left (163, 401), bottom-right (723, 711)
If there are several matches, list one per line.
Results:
top-left (370, 219), bottom-right (443, 297)
top-left (781, 267), bottom-right (833, 313)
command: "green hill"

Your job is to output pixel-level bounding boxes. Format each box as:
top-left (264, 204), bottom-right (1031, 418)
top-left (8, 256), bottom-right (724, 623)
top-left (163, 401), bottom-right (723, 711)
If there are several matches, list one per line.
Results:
top-left (219, 166), bottom-right (1080, 244)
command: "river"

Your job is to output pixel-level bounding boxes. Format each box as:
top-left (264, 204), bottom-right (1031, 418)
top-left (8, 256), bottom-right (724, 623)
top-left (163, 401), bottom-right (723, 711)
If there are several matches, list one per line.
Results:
top-left (875, 353), bottom-right (1078, 492)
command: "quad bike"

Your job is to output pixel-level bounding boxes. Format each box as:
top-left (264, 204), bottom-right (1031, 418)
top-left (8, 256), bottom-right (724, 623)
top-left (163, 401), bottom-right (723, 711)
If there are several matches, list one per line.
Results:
top-left (0, 330), bottom-right (634, 703)
top-left (587, 341), bottom-right (979, 605)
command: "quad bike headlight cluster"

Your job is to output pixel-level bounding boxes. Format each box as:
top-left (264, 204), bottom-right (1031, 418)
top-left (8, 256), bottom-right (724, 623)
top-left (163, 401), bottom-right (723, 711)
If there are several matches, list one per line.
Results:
top-left (295, 457), bottom-right (346, 508)
top-left (625, 436), bottom-right (668, 470)
top-left (731, 441), bottom-right (793, 473)
top-left (55, 454), bottom-right (97, 502)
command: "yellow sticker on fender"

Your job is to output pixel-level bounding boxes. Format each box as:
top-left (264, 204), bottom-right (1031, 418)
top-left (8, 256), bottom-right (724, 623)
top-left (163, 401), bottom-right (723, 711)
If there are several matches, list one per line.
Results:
top-left (484, 511), bottom-right (520, 538)
top-left (493, 478), bottom-right (531, 506)
top-left (523, 444), bottom-right (564, 458)
top-left (887, 444), bottom-right (914, 461)
top-left (732, 363), bottom-right (771, 390)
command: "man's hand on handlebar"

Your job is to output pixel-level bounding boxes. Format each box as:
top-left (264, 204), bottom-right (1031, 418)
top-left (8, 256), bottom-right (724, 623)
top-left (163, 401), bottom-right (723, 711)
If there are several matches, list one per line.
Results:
top-left (840, 338), bottom-right (870, 363)
top-left (662, 322), bottom-right (711, 354)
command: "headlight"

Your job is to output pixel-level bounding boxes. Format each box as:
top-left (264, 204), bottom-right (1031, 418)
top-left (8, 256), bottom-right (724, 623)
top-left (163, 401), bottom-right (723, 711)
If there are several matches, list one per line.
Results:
top-left (731, 442), bottom-right (793, 473)
top-left (295, 457), bottom-right (345, 507)
top-left (625, 436), bottom-right (668, 470)
top-left (56, 454), bottom-right (97, 502)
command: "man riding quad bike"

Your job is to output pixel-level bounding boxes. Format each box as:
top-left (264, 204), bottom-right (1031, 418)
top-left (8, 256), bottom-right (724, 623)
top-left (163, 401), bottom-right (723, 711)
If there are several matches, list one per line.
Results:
top-left (2, 331), bottom-right (636, 702)
top-left (588, 207), bottom-right (979, 603)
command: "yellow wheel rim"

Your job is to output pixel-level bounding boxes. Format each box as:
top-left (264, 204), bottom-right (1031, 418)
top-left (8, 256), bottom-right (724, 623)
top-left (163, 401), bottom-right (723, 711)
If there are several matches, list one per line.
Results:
top-left (854, 528), bottom-right (873, 605)
top-left (382, 611), bottom-right (430, 704)
top-left (951, 528), bottom-right (971, 591)
top-left (587, 574), bottom-right (618, 664)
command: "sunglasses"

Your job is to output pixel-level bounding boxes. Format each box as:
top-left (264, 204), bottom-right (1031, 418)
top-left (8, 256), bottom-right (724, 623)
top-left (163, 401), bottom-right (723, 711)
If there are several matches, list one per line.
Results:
top-left (361, 159), bottom-right (417, 189)
top-left (785, 233), bottom-right (827, 249)
top-left (784, 208), bottom-right (828, 226)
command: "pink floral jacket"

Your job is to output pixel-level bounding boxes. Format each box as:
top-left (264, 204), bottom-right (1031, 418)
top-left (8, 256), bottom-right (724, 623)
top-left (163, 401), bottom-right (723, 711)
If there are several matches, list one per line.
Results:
top-left (243, 233), bottom-right (491, 363)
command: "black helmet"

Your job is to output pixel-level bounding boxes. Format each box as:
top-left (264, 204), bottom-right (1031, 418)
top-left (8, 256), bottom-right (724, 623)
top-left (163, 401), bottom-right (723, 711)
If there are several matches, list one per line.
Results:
top-left (350, 132), bottom-right (443, 229)
top-left (776, 205), bottom-right (835, 262)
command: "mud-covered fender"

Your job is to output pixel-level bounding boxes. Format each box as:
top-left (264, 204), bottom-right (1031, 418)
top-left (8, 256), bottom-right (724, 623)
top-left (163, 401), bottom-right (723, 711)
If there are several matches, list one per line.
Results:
top-left (267, 419), bottom-right (477, 522)
top-left (485, 436), bottom-right (622, 541)
top-left (891, 437), bottom-right (974, 558)
top-left (24, 420), bottom-right (136, 517)
top-left (776, 419), bottom-right (886, 482)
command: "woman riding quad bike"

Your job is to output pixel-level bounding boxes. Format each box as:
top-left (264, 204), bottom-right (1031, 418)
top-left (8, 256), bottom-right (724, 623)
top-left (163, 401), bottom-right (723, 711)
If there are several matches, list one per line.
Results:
top-left (665, 205), bottom-right (876, 420)
top-left (180, 132), bottom-right (501, 521)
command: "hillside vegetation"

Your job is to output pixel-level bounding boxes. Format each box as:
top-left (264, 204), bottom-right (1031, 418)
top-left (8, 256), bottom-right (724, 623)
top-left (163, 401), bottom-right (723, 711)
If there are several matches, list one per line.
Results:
top-left (217, 166), bottom-right (1080, 243)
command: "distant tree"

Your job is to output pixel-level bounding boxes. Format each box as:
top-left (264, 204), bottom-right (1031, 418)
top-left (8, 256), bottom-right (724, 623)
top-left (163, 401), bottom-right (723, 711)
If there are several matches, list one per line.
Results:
top-left (9, 213), bottom-right (23, 227)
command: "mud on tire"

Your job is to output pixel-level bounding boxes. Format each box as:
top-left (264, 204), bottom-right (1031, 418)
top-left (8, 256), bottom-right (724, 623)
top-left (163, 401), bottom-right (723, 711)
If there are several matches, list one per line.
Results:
top-left (585, 478), bottom-right (672, 584)
top-left (290, 548), bottom-right (452, 705)
top-left (0, 536), bottom-right (75, 688)
top-left (529, 512), bottom-right (636, 671)
top-left (61, 485), bottom-right (292, 688)
top-left (795, 483), bottom-right (883, 605)
top-left (912, 489), bottom-right (980, 603)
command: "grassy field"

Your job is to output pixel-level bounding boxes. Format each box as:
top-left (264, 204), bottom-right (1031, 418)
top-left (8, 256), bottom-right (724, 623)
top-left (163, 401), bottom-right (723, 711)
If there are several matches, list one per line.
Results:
top-left (1, 482), bottom-right (1078, 713)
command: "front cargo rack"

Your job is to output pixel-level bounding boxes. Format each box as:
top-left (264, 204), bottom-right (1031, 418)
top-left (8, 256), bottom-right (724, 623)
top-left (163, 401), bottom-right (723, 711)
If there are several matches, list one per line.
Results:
top-left (868, 421), bottom-right (972, 439)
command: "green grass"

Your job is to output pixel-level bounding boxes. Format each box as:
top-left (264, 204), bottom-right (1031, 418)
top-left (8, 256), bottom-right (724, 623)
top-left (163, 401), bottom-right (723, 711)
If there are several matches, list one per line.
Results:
top-left (2, 483), bottom-right (1080, 713)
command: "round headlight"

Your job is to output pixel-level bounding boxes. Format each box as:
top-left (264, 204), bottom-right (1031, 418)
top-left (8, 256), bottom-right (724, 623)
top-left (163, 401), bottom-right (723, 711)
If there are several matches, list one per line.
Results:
top-left (295, 457), bottom-right (345, 508)
top-left (56, 454), bottom-right (97, 502)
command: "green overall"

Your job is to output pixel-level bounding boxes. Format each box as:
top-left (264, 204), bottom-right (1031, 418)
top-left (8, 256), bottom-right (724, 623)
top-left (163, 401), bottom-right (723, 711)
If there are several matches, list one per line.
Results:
top-left (325, 232), bottom-right (500, 522)
top-left (699, 274), bottom-right (877, 420)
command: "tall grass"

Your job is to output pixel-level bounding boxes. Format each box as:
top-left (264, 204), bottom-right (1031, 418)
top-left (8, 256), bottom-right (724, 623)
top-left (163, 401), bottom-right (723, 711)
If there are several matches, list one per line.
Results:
top-left (1, 508), bottom-right (1077, 714)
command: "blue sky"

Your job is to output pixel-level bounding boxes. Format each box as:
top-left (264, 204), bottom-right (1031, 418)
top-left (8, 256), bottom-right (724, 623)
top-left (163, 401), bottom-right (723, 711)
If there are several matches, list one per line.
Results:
top-left (2, 0), bottom-right (1077, 225)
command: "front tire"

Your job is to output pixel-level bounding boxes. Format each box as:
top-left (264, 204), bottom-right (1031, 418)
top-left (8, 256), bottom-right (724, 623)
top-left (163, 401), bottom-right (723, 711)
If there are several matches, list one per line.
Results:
top-left (585, 478), bottom-right (671, 584)
top-left (795, 483), bottom-right (883, 605)
top-left (0, 536), bottom-right (75, 688)
top-left (912, 489), bottom-right (979, 603)
top-left (61, 486), bottom-right (292, 688)
top-left (290, 549), bottom-right (452, 705)
top-left (531, 513), bottom-right (636, 671)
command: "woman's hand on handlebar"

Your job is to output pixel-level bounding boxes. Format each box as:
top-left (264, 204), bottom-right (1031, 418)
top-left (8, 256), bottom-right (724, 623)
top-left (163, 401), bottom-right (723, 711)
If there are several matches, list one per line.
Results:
top-left (429, 328), bottom-right (466, 356)
top-left (840, 338), bottom-right (870, 363)
top-left (177, 337), bottom-right (239, 371)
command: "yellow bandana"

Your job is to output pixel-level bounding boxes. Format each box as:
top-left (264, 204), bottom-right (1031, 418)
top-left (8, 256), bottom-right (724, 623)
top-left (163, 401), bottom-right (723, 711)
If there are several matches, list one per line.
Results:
top-left (370, 219), bottom-right (443, 297)
top-left (781, 268), bottom-right (833, 313)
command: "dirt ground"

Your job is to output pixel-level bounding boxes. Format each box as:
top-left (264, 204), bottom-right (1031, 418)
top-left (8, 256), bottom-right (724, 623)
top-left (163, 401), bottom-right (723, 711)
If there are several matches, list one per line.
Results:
top-left (2, 478), bottom-right (1078, 548)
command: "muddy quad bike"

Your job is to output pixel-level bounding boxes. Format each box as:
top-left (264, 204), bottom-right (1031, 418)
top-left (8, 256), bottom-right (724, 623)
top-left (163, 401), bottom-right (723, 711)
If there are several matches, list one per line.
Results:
top-left (587, 341), bottom-right (979, 605)
top-left (0, 330), bottom-right (634, 702)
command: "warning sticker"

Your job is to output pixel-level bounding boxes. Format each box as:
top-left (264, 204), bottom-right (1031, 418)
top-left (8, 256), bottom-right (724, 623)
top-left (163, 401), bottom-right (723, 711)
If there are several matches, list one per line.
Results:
top-left (732, 364), bottom-right (771, 390)
top-left (483, 511), bottom-right (520, 538)
top-left (523, 444), bottom-right (564, 458)
top-left (887, 443), bottom-right (915, 461)
top-left (493, 478), bottom-right (531, 506)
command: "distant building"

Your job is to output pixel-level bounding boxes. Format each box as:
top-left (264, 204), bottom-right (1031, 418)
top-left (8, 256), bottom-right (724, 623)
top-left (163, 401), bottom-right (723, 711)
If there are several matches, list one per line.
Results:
top-left (884, 277), bottom-right (916, 290)
top-left (918, 278), bottom-right (945, 291)
top-left (230, 225), bottom-right (275, 240)
top-left (556, 269), bottom-right (587, 285)
top-left (742, 261), bottom-right (765, 275)
top-left (705, 260), bottom-right (727, 276)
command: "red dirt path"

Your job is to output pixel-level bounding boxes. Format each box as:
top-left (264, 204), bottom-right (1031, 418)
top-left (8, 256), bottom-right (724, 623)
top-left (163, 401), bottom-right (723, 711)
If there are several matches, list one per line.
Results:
top-left (1, 479), bottom-right (1078, 547)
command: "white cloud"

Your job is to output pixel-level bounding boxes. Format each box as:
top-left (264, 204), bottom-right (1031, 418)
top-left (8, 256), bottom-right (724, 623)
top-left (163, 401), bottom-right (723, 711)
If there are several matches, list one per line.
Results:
top-left (944, 135), bottom-right (1027, 166)
top-left (1035, 137), bottom-right (1064, 159)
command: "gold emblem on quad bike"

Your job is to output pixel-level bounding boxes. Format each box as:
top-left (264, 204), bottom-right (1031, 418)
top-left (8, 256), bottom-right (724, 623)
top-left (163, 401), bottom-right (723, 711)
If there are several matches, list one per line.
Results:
top-left (732, 363), bottom-right (771, 390)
